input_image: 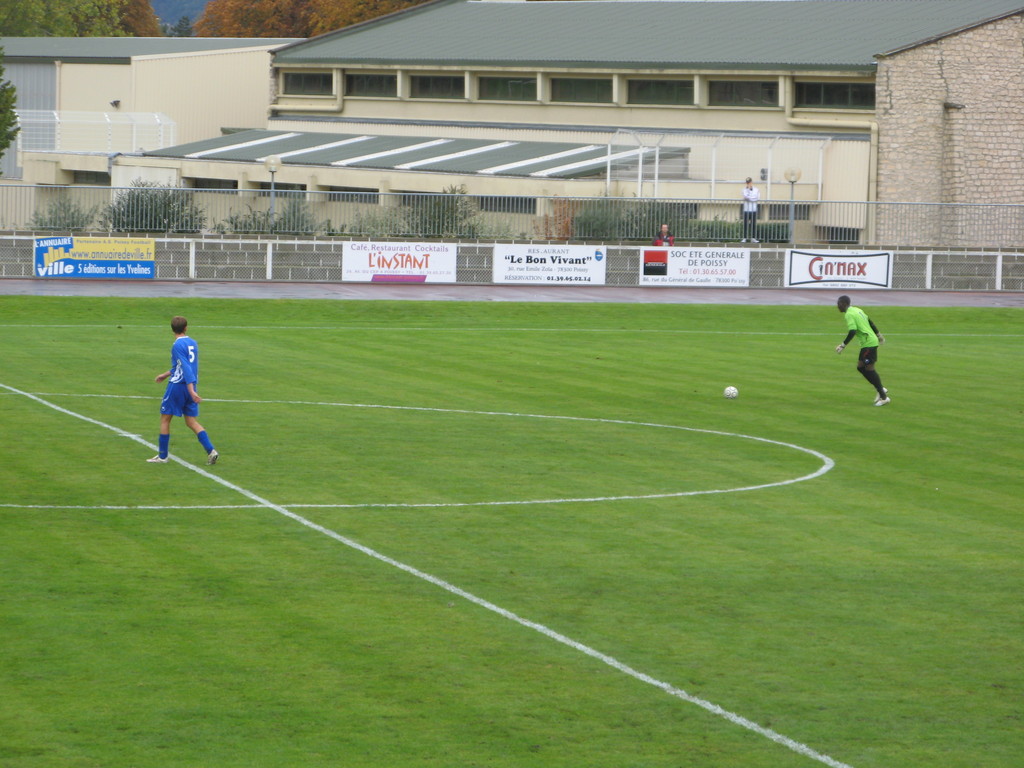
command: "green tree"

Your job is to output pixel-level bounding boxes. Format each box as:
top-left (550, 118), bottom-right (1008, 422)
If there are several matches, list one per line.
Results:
top-left (0, 0), bottom-right (151, 36)
top-left (31, 193), bottom-right (99, 230)
top-left (165, 15), bottom-right (194, 36)
top-left (215, 198), bottom-right (336, 235)
top-left (0, 50), bottom-right (18, 171)
top-left (100, 179), bottom-right (206, 233)
top-left (194, 0), bottom-right (430, 38)
top-left (571, 198), bottom-right (703, 241)
top-left (121, 0), bottom-right (162, 36)
top-left (402, 184), bottom-right (483, 238)
top-left (0, 0), bottom-right (45, 35)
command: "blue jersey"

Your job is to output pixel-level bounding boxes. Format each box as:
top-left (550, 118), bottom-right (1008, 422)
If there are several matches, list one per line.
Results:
top-left (161, 335), bottom-right (200, 418)
top-left (168, 335), bottom-right (199, 388)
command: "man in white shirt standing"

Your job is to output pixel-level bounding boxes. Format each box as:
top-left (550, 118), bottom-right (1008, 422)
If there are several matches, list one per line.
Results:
top-left (741, 177), bottom-right (760, 242)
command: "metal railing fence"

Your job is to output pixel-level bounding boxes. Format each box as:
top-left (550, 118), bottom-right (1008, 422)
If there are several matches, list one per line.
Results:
top-left (2, 233), bottom-right (1021, 291)
top-left (3, 183), bottom-right (1024, 249)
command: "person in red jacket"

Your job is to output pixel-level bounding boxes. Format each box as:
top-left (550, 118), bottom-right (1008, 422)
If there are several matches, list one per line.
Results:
top-left (652, 223), bottom-right (674, 246)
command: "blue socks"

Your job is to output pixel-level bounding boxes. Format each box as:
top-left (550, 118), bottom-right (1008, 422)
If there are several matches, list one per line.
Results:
top-left (197, 430), bottom-right (214, 454)
top-left (157, 432), bottom-right (214, 458)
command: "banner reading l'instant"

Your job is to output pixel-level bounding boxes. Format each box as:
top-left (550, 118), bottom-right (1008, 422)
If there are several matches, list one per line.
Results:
top-left (342, 241), bottom-right (457, 282)
top-left (34, 236), bottom-right (156, 279)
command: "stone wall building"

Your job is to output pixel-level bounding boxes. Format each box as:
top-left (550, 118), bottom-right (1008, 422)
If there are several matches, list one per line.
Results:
top-left (876, 12), bottom-right (1024, 244)
top-left (9, 0), bottom-right (1024, 247)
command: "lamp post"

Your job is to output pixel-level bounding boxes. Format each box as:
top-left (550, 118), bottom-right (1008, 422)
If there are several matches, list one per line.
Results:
top-left (264, 154), bottom-right (282, 229)
top-left (784, 167), bottom-right (802, 243)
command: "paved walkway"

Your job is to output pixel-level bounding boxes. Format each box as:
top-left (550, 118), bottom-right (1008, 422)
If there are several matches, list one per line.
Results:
top-left (0, 278), bottom-right (1020, 307)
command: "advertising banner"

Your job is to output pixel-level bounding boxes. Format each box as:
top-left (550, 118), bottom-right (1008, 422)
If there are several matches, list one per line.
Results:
top-left (785, 249), bottom-right (893, 289)
top-left (34, 236), bottom-right (155, 279)
top-left (639, 247), bottom-right (751, 287)
top-left (342, 241), bottom-right (457, 283)
top-left (493, 244), bottom-right (607, 285)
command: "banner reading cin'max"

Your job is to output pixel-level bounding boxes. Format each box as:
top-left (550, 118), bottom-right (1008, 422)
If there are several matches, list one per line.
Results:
top-left (493, 244), bottom-right (606, 284)
top-left (342, 241), bottom-right (457, 283)
top-left (34, 236), bottom-right (155, 279)
top-left (786, 249), bottom-right (893, 289)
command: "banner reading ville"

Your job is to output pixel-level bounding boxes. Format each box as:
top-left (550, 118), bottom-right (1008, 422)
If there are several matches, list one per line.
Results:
top-left (34, 236), bottom-right (156, 279)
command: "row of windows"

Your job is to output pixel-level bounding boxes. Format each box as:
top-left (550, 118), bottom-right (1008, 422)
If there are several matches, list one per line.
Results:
top-left (179, 181), bottom-right (814, 220)
top-left (63, 175), bottom-right (826, 227)
top-left (181, 181), bottom-right (540, 212)
top-left (283, 71), bottom-right (875, 109)
top-left (283, 72), bottom-right (334, 96)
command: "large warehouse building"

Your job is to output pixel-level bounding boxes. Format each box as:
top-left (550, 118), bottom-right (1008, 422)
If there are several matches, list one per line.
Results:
top-left (9, 0), bottom-right (1024, 245)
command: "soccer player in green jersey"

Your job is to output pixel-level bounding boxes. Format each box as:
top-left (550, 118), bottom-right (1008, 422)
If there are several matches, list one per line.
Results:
top-left (835, 295), bottom-right (890, 406)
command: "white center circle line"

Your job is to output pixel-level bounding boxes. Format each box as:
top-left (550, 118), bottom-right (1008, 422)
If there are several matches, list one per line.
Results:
top-left (1, 381), bottom-right (853, 768)
top-left (20, 393), bottom-right (836, 508)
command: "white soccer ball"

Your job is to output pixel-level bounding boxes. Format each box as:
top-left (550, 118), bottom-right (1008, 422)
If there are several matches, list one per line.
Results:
top-left (723, 386), bottom-right (739, 399)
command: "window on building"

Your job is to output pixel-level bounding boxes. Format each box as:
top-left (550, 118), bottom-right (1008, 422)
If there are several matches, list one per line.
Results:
top-left (818, 226), bottom-right (861, 244)
top-left (410, 75), bottom-right (465, 99)
top-left (479, 76), bottom-right (537, 101)
top-left (477, 196), bottom-right (537, 215)
top-left (708, 80), bottom-right (778, 107)
top-left (627, 79), bottom-right (694, 106)
top-left (186, 178), bottom-right (238, 190)
top-left (397, 191), bottom-right (436, 206)
top-left (550, 77), bottom-right (613, 103)
top-left (258, 182), bottom-right (305, 196)
top-left (345, 73), bottom-right (398, 98)
top-left (768, 203), bottom-right (812, 220)
top-left (282, 72), bottom-right (334, 96)
top-left (328, 186), bottom-right (379, 204)
top-left (795, 82), bottom-right (875, 109)
top-left (676, 202), bottom-right (700, 219)
top-left (73, 171), bottom-right (111, 186)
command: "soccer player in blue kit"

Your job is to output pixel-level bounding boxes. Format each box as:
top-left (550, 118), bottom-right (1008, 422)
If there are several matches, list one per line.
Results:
top-left (147, 316), bottom-right (219, 464)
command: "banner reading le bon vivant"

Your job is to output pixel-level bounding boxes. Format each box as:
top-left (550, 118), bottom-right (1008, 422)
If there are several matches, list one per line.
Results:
top-left (34, 236), bottom-right (156, 279)
top-left (639, 246), bottom-right (751, 287)
top-left (492, 244), bottom-right (607, 284)
top-left (785, 249), bottom-right (894, 289)
top-left (342, 241), bottom-right (457, 283)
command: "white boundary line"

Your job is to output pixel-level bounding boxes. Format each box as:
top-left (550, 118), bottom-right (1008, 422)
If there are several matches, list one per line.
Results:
top-left (0, 381), bottom-right (853, 768)
top-left (0, 324), bottom-right (1020, 338)
top-left (7, 393), bottom-right (835, 507)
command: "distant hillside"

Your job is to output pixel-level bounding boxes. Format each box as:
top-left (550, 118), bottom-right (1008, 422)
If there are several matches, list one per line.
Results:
top-left (151, 0), bottom-right (207, 24)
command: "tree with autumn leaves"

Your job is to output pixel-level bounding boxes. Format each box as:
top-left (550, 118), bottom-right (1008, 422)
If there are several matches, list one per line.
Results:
top-left (0, 0), bottom-right (160, 37)
top-left (0, 0), bottom-right (432, 39)
top-left (195, 0), bottom-right (432, 38)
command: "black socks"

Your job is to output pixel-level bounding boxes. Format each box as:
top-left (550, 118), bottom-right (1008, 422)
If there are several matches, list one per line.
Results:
top-left (860, 367), bottom-right (885, 396)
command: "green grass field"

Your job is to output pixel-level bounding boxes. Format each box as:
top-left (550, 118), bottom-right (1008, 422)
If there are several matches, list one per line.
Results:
top-left (1, 295), bottom-right (1021, 768)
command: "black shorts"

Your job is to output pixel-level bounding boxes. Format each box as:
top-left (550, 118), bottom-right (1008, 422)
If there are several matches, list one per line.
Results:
top-left (858, 346), bottom-right (879, 366)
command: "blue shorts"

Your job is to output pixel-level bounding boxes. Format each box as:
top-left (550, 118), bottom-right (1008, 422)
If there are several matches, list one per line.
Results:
top-left (160, 384), bottom-right (198, 418)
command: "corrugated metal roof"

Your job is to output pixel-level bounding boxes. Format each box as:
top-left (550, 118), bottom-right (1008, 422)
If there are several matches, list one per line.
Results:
top-left (144, 127), bottom-right (856, 180)
top-left (274, 0), bottom-right (1024, 70)
top-left (146, 129), bottom-right (647, 178)
top-left (0, 37), bottom-right (301, 63)
top-left (150, 130), bottom-right (577, 177)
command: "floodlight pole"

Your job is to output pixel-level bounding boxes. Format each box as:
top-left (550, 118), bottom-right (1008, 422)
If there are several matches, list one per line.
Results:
top-left (784, 167), bottom-right (802, 243)
top-left (264, 155), bottom-right (282, 230)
